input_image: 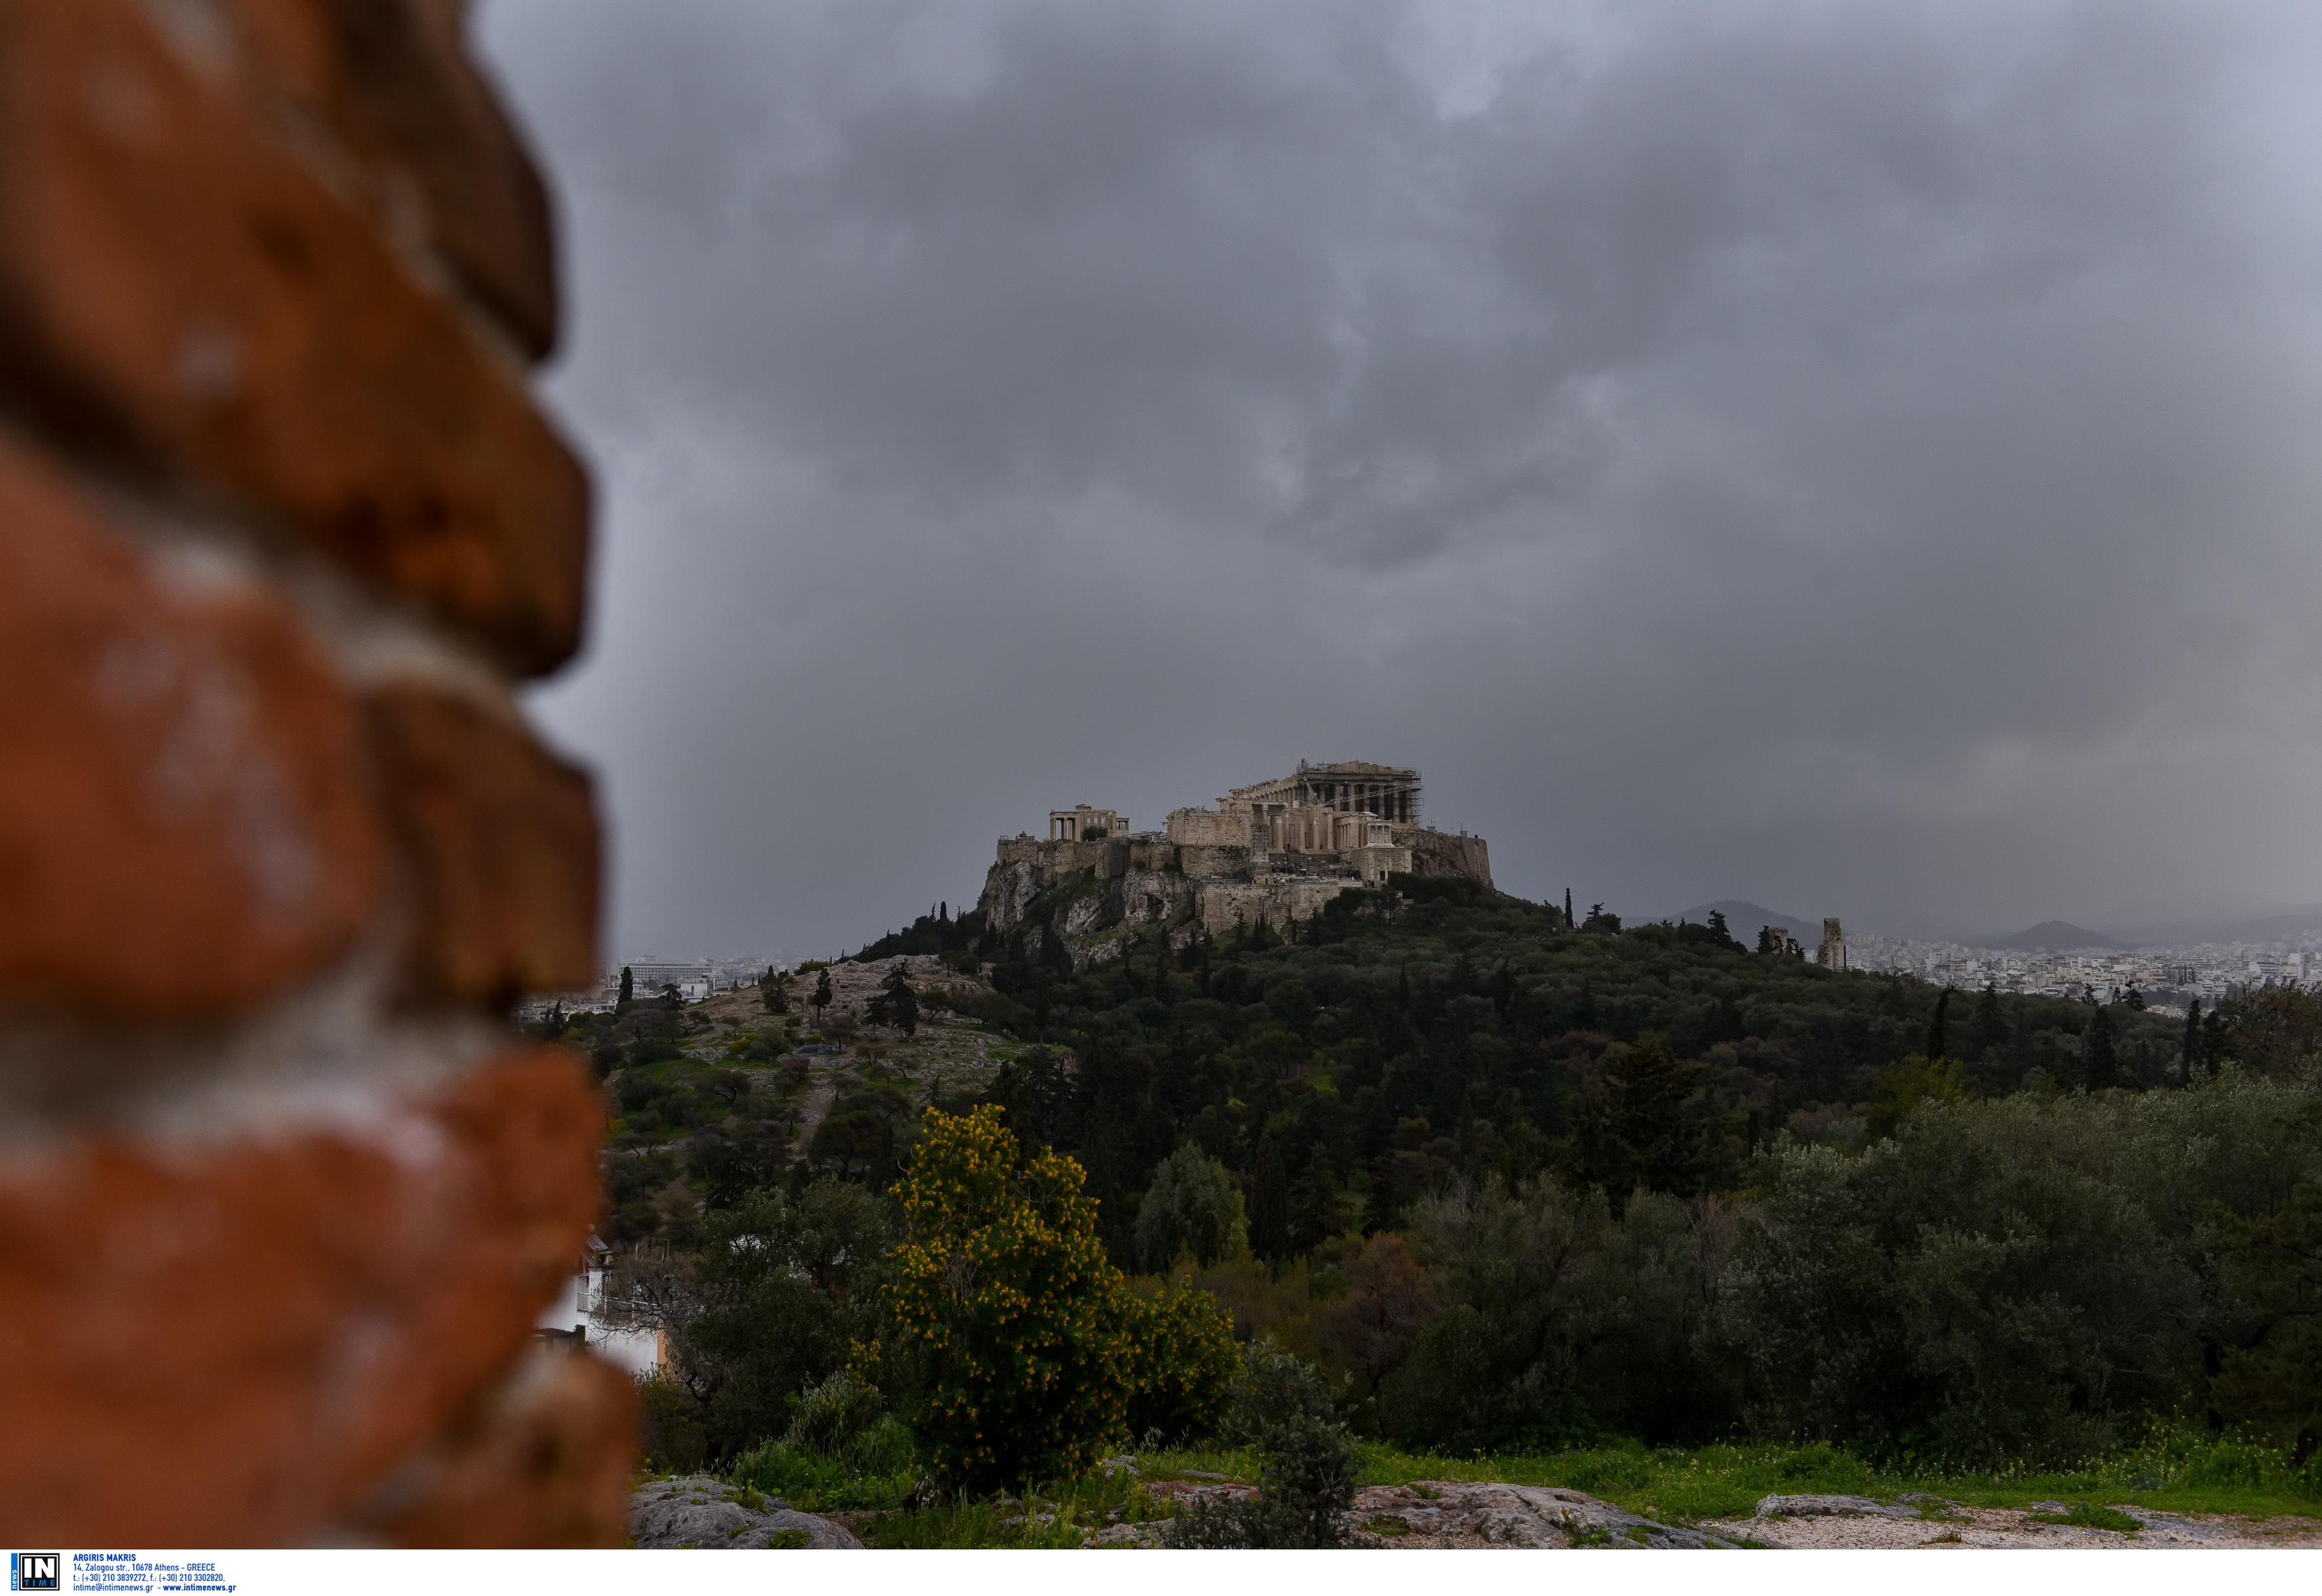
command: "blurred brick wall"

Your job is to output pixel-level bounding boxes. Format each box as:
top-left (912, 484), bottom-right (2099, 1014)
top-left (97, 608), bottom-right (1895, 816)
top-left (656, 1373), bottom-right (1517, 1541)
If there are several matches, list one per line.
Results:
top-left (0, 0), bottom-right (630, 1546)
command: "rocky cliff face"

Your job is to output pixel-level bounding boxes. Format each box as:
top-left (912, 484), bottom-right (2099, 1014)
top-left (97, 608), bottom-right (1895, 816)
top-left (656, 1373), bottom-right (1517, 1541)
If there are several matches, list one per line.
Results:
top-left (1401, 827), bottom-right (1493, 887)
top-left (976, 826), bottom-right (1491, 971)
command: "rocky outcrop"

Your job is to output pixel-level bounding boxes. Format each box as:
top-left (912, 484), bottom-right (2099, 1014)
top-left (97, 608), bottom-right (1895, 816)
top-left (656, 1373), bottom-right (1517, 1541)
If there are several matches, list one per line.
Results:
top-left (1345, 1482), bottom-right (1739, 1548)
top-left (1136, 1479), bottom-right (1740, 1549)
top-left (1752, 1494), bottom-right (1915, 1519)
top-left (1398, 827), bottom-right (1492, 886)
top-left (627, 1476), bottom-right (864, 1549)
top-left (977, 820), bottom-right (1492, 970)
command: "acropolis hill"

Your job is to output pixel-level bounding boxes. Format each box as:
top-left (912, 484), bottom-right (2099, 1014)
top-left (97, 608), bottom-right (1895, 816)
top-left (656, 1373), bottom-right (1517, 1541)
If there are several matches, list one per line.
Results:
top-left (977, 760), bottom-right (1492, 968)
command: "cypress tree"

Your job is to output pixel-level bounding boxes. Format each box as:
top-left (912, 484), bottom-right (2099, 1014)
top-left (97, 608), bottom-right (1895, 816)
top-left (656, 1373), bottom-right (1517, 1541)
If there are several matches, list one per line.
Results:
top-left (2086, 1003), bottom-right (2119, 1089)
top-left (1250, 1133), bottom-right (1291, 1263)
top-left (878, 966), bottom-right (919, 1036)
top-left (618, 965), bottom-right (634, 1006)
top-left (1924, 986), bottom-right (1952, 1061)
top-left (1971, 981), bottom-right (2008, 1057)
top-left (1290, 1144), bottom-right (1340, 1254)
top-left (2183, 998), bottom-right (2203, 1071)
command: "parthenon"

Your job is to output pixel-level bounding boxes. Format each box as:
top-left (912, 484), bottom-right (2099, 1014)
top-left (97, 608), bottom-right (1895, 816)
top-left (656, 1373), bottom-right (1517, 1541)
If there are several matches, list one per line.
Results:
top-left (980, 759), bottom-right (1492, 966)
top-left (1221, 759), bottom-right (1421, 825)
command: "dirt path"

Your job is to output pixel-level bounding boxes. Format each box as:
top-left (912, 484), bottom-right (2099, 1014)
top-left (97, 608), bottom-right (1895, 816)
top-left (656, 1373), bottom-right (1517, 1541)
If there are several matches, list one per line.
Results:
top-left (789, 1071), bottom-right (840, 1156)
top-left (1697, 1494), bottom-right (2322, 1549)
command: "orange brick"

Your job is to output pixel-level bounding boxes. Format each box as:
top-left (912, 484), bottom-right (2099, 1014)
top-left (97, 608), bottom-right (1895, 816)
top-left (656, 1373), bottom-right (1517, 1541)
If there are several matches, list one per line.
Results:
top-left (230, 0), bottom-right (560, 359)
top-left (366, 685), bottom-right (599, 1008)
top-left (0, 431), bottom-right (383, 1020)
top-left (0, 1046), bottom-right (607, 1546)
top-left (360, 1348), bottom-right (636, 1548)
top-left (0, 0), bottom-right (589, 675)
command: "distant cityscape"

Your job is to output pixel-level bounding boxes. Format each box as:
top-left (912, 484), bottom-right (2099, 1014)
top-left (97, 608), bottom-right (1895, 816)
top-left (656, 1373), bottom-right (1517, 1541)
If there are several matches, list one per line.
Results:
top-left (1844, 931), bottom-right (2320, 1014)
top-left (518, 956), bottom-right (783, 1018)
top-left (514, 919), bottom-right (2322, 1023)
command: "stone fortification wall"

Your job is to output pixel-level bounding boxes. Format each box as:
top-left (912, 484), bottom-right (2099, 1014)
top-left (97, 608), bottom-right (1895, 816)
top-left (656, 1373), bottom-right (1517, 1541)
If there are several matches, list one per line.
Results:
top-left (1176, 843), bottom-right (1253, 880)
top-left (0, 1), bottom-right (628, 1546)
top-left (1349, 845), bottom-right (1415, 883)
top-left (1167, 806), bottom-right (1257, 847)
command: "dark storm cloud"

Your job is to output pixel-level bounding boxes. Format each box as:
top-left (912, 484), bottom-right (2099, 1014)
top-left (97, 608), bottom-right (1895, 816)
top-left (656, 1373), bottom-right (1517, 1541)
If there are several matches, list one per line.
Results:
top-left (476, 0), bottom-right (2322, 955)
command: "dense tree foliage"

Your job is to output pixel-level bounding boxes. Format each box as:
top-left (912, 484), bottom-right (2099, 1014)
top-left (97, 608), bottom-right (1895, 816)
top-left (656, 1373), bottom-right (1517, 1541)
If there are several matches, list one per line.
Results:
top-left (883, 1105), bottom-right (1237, 1489)
top-left (588, 883), bottom-right (2322, 1482)
top-left (963, 884), bottom-right (2190, 1259)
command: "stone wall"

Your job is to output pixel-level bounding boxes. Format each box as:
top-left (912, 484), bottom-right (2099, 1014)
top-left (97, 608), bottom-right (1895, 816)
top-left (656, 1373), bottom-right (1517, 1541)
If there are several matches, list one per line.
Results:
top-left (0, 2), bottom-right (628, 1545)
top-left (1166, 806), bottom-right (1257, 847)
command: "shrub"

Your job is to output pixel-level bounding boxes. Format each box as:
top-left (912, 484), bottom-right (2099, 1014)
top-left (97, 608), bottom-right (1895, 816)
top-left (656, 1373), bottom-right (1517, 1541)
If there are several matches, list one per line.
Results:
top-left (883, 1106), bottom-right (1138, 1491)
top-left (1165, 1340), bottom-right (1360, 1548)
top-left (1376, 1177), bottom-right (1739, 1451)
top-left (1134, 1145), bottom-right (1246, 1270)
top-left (1126, 1275), bottom-right (1241, 1442)
top-left (728, 1371), bottom-right (920, 1512)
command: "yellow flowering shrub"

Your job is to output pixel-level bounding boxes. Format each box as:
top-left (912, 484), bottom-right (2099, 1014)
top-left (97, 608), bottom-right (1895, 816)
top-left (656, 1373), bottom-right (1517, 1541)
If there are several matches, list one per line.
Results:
top-left (884, 1104), bottom-right (1136, 1489)
top-left (1127, 1272), bottom-right (1241, 1442)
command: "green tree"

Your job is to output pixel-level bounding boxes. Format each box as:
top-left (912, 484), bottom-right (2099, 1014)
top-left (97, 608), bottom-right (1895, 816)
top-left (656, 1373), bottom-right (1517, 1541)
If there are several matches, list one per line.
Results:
top-left (1291, 1143), bottom-right (1344, 1254)
top-left (1250, 1132), bottom-right (1291, 1261)
top-left (1924, 986), bottom-right (1952, 1061)
top-left (611, 1180), bottom-right (897, 1466)
top-left (1126, 1274), bottom-right (1241, 1443)
top-left (1971, 981), bottom-right (2009, 1058)
top-left (882, 1105), bottom-right (1135, 1490)
top-left (2211, 1162), bottom-right (2322, 1464)
top-left (2214, 983), bottom-right (2322, 1076)
top-left (2085, 1003), bottom-right (2119, 1089)
top-left (1569, 1041), bottom-right (1709, 1207)
top-left (1865, 1053), bottom-right (1971, 1141)
top-left (1134, 1145), bottom-right (1245, 1270)
top-left (866, 966), bottom-right (921, 1036)
top-left (619, 965), bottom-right (634, 1007)
top-left (811, 967), bottom-right (834, 1027)
top-left (761, 967), bottom-right (790, 1014)
top-left (2184, 998), bottom-right (2204, 1072)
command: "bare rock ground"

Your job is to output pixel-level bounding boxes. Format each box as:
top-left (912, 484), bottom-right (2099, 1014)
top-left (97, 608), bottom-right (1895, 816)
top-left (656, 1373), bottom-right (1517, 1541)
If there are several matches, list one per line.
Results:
top-left (1132, 1479), bottom-right (1740, 1548)
top-left (1112, 1479), bottom-right (2322, 1549)
top-left (628, 1475), bottom-right (863, 1548)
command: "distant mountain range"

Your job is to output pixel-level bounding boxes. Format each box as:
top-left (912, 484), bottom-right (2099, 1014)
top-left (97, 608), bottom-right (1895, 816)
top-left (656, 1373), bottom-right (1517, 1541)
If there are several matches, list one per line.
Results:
top-left (1986, 921), bottom-right (2133, 952)
top-left (1974, 909), bottom-right (2322, 950)
top-left (1657, 901), bottom-right (2322, 953)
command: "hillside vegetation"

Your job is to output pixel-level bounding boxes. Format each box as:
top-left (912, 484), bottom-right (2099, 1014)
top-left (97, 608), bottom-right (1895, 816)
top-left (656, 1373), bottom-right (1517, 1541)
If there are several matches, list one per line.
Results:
top-left (564, 883), bottom-right (2322, 1519)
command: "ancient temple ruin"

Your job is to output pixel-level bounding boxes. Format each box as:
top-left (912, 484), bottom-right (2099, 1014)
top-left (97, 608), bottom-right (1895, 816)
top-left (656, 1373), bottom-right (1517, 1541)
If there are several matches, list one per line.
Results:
top-left (978, 760), bottom-right (1492, 968)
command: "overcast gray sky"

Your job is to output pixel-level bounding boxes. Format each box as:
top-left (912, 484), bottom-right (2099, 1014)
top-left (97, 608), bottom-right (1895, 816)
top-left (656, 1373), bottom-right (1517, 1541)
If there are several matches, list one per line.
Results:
top-left (476, 0), bottom-right (2322, 957)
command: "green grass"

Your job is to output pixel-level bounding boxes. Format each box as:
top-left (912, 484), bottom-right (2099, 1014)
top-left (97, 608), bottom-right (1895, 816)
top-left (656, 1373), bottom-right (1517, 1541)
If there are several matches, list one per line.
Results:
top-left (1324, 1426), bottom-right (2322, 1528)
top-left (853, 1470), bottom-right (1171, 1549)
top-left (726, 1425), bottom-right (2322, 1546)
